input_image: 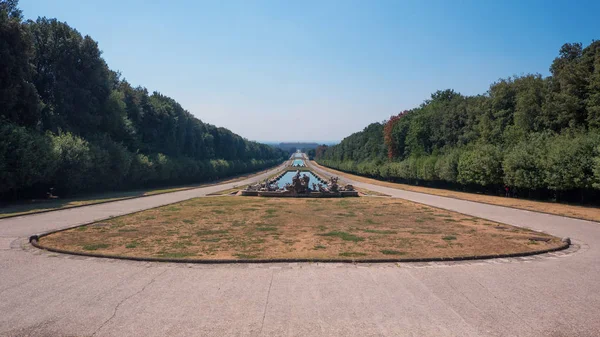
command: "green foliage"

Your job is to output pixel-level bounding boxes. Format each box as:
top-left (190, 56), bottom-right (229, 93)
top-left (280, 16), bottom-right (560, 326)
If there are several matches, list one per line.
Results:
top-left (50, 133), bottom-right (93, 194)
top-left (417, 155), bottom-right (437, 181)
top-left (0, 122), bottom-right (55, 194)
top-left (0, 3), bottom-right (285, 200)
top-left (502, 134), bottom-right (548, 190)
top-left (320, 123), bottom-right (386, 163)
top-left (319, 41), bottom-right (600, 201)
top-left (543, 133), bottom-right (599, 191)
top-left (434, 149), bottom-right (460, 183)
top-left (320, 231), bottom-right (364, 242)
top-left (593, 146), bottom-right (600, 189)
top-left (457, 145), bottom-right (502, 186)
top-left (0, 0), bottom-right (22, 19)
top-left (0, 2), bottom-right (40, 127)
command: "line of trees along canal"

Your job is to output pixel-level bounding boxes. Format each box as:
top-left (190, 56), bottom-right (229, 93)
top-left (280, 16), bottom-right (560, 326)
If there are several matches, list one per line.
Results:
top-left (317, 40), bottom-right (600, 203)
top-left (0, 1), bottom-right (285, 201)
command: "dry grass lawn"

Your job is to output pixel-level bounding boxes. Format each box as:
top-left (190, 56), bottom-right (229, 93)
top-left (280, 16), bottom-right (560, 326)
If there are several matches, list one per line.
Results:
top-left (39, 196), bottom-right (562, 261)
top-left (311, 161), bottom-right (600, 223)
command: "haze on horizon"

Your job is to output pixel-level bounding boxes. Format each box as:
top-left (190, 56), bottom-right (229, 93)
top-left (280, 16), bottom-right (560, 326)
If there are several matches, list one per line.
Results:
top-left (19, 0), bottom-right (600, 142)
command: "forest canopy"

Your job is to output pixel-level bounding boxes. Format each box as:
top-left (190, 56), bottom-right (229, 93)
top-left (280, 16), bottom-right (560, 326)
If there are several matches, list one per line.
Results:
top-left (0, 1), bottom-right (285, 200)
top-left (317, 40), bottom-right (600, 203)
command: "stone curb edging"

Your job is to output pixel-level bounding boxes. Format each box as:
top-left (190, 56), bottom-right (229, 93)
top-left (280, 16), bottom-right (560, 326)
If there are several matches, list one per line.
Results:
top-left (0, 162), bottom-right (287, 221)
top-left (29, 234), bottom-right (570, 265)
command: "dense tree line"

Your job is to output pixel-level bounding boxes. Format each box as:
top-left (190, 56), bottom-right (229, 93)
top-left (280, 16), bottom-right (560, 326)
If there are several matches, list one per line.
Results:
top-left (0, 1), bottom-right (285, 200)
top-left (317, 41), bottom-right (600, 203)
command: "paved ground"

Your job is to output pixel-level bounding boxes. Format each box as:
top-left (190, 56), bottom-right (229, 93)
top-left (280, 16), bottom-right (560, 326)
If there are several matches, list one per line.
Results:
top-left (1, 162), bottom-right (599, 336)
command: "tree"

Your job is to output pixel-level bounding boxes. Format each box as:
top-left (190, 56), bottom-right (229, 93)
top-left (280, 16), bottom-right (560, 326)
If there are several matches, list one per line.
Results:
top-left (317, 40), bottom-right (600, 202)
top-left (0, 1), bottom-right (40, 127)
top-left (585, 41), bottom-right (600, 128)
top-left (29, 18), bottom-right (112, 133)
top-left (0, 0), bottom-right (22, 19)
top-left (0, 1), bottom-right (286, 200)
top-left (593, 146), bottom-right (600, 189)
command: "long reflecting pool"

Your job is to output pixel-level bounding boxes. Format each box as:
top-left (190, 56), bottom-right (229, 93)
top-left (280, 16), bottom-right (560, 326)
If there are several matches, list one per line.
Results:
top-left (275, 171), bottom-right (324, 188)
top-left (292, 159), bottom-right (305, 166)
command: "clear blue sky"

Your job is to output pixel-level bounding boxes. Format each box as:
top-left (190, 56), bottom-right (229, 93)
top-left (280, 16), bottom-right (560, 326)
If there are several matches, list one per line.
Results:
top-left (20, 0), bottom-right (600, 142)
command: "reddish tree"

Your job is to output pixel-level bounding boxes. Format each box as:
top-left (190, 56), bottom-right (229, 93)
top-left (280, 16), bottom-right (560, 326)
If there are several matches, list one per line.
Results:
top-left (314, 145), bottom-right (328, 159)
top-left (383, 111), bottom-right (408, 159)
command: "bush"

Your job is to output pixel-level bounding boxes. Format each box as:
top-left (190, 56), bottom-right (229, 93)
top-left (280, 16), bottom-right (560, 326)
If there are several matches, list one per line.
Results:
top-left (435, 150), bottom-right (460, 183)
top-left (88, 136), bottom-right (133, 190)
top-left (378, 162), bottom-right (392, 179)
top-left (543, 133), bottom-right (599, 191)
top-left (457, 145), bottom-right (503, 186)
top-left (418, 155), bottom-right (438, 181)
top-left (594, 146), bottom-right (600, 189)
top-left (0, 123), bottom-right (56, 195)
top-left (503, 134), bottom-right (547, 189)
top-left (128, 153), bottom-right (156, 186)
top-left (50, 133), bottom-right (93, 194)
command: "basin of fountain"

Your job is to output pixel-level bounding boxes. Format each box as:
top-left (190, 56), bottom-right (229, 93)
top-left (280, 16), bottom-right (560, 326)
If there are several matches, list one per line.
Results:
top-left (292, 159), bottom-right (305, 167)
top-left (241, 170), bottom-right (358, 198)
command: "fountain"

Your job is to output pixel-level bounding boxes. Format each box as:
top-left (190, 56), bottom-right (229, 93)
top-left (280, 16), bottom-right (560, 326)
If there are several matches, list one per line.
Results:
top-left (241, 170), bottom-right (358, 198)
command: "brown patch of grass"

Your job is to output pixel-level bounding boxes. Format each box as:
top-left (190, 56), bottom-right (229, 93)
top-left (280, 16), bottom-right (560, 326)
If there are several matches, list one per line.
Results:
top-left (354, 187), bottom-right (390, 197)
top-left (39, 196), bottom-right (563, 261)
top-left (207, 184), bottom-right (251, 196)
top-left (380, 249), bottom-right (406, 255)
top-left (311, 160), bottom-right (600, 223)
top-left (82, 243), bottom-right (110, 251)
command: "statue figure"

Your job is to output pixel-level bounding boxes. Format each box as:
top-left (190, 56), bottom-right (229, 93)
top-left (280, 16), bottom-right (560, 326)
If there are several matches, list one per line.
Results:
top-left (328, 176), bottom-right (339, 192)
top-left (302, 174), bottom-right (310, 187)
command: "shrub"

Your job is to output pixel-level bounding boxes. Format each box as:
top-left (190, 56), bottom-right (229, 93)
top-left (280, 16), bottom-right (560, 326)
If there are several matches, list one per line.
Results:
top-left (503, 134), bottom-right (547, 189)
top-left (593, 146), bottom-right (600, 189)
top-left (543, 133), bottom-right (599, 191)
top-left (0, 123), bottom-right (56, 195)
top-left (435, 150), bottom-right (460, 183)
top-left (419, 155), bottom-right (438, 181)
top-left (457, 145), bottom-right (503, 186)
top-left (88, 136), bottom-right (133, 190)
top-left (50, 132), bottom-right (93, 194)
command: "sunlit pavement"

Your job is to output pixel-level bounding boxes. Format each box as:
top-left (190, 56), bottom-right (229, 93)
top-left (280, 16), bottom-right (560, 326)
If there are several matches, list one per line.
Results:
top-left (1, 162), bottom-right (599, 336)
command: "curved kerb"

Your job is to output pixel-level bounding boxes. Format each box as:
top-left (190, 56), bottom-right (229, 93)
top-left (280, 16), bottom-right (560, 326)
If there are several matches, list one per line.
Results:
top-left (29, 232), bottom-right (570, 265)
